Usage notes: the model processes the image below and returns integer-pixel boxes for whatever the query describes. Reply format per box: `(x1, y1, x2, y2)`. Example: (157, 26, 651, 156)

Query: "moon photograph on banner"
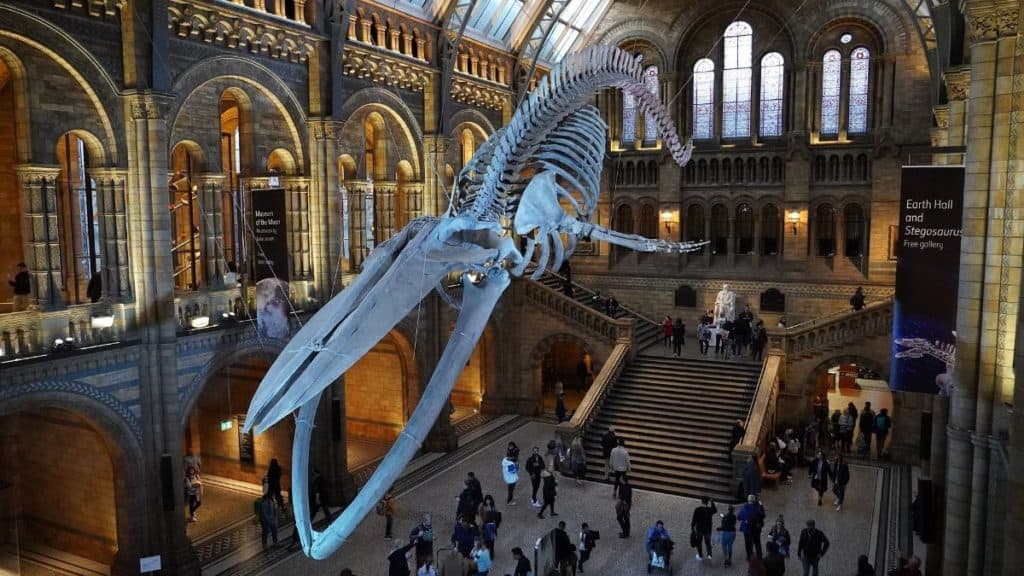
(251, 188, 292, 340)
(890, 166, 964, 395)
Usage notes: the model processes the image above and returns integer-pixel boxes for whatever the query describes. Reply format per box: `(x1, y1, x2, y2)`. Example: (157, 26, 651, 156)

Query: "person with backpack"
(738, 494, 766, 560)
(858, 402, 876, 456)
(502, 451, 519, 505)
(874, 408, 893, 458)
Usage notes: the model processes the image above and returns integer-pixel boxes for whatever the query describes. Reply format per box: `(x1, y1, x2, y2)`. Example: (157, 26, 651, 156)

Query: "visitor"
(698, 321, 711, 356)
(184, 466, 202, 522)
(874, 408, 892, 459)
(738, 494, 766, 560)
(768, 515, 791, 558)
(537, 468, 558, 519)
(451, 515, 477, 558)
(552, 520, 576, 576)
(470, 537, 492, 575)
(662, 315, 673, 348)
(456, 479, 478, 526)
(809, 450, 831, 506)
(87, 272, 101, 302)
(850, 287, 866, 311)
(838, 409, 854, 454)
(752, 320, 767, 361)
(859, 401, 876, 456)
(467, 471, 483, 503)
(183, 450, 201, 473)
(615, 475, 632, 538)
(730, 419, 746, 452)
(310, 468, 331, 523)
(577, 522, 598, 573)
(388, 536, 416, 576)
(256, 492, 278, 550)
(690, 496, 717, 560)
(416, 558, 438, 576)
(672, 317, 685, 357)
(502, 450, 519, 505)
(265, 458, 286, 514)
(526, 446, 546, 507)
(609, 438, 631, 498)
(555, 392, 567, 423)
(479, 495, 500, 558)
(797, 519, 830, 576)
(506, 441, 521, 463)
(832, 454, 850, 511)
(742, 454, 762, 497)
(644, 520, 671, 556)
(717, 504, 737, 567)
(381, 490, 396, 538)
(413, 514, 434, 568)
(856, 554, 875, 576)
(600, 427, 618, 479)
(7, 262, 30, 312)
(569, 436, 587, 486)
(511, 546, 532, 576)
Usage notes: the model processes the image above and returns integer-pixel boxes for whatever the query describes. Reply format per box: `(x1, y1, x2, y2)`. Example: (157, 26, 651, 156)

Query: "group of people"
(699, 305, 769, 361)
(817, 398, 893, 459)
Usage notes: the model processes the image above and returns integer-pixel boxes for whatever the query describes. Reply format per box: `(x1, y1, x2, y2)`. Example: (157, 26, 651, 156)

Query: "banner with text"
(251, 188, 292, 340)
(890, 166, 964, 395)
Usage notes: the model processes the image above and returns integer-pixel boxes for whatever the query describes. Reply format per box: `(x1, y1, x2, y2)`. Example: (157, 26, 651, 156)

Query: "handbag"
(689, 530, 699, 548)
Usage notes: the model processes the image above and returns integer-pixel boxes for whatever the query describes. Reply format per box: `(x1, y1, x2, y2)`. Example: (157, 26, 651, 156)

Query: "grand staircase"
(580, 354, 760, 501)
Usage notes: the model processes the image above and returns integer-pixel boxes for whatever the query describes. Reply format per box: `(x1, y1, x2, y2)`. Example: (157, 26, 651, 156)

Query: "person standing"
(767, 515, 791, 558)
(874, 408, 892, 459)
(616, 475, 632, 538)
(7, 262, 30, 312)
(698, 321, 711, 356)
(413, 514, 435, 568)
(809, 450, 832, 506)
(512, 546, 532, 576)
(858, 402, 876, 456)
(470, 537, 492, 576)
(672, 318, 685, 357)
(856, 554, 875, 576)
(388, 537, 417, 576)
(738, 494, 766, 560)
(183, 450, 201, 474)
(310, 468, 331, 523)
(797, 519, 830, 576)
(537, 468, 558, 519)
(600, 427, 617, 479)
(184, 466, 202, 522)
(609, 438, 631, 498)
(577, 522, 597, 573)
(265, 458, 286, 514)
(751, 320, 768, 361)
(662, 315, 674, 349)
(552, 520, 576, 576)
(832, 454, 850, 511)
(506, 441, 521, 464)
(479, 495, 499, 558)
(730, 420, 746, 452)
(691, 496, 717, 560)
(556, 393, 567, 423)
(383, 490, 397, 538)
(526, 446, 546, 507)
(501, 452, 519, 505)
(742, 454, 762, 498)
(850, 287, 866, 311)
(569, 436, 587, 487)
(838, 409, 854, 454)
(717, 504, 737, 567)
(451, 516, 478, 559)
(256, 493, 278, 550)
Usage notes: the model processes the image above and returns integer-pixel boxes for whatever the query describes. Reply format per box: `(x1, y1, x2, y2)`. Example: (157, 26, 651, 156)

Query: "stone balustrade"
(768, 296, 893, 359)
(731, 353, 782, 487)
(0, 303, 127, 360)
(557, 342, 630, 446)
(516, 278, 633, 344)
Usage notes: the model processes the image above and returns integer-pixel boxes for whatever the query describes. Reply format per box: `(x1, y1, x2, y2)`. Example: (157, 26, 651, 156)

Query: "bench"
(757, 454, 782, 487)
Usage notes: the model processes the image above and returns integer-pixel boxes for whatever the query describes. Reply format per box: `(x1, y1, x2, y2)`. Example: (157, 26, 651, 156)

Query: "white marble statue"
(714, 284, 736, 322)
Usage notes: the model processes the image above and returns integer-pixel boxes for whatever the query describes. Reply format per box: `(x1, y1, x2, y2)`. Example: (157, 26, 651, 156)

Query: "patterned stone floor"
(257, 420, 882, 576)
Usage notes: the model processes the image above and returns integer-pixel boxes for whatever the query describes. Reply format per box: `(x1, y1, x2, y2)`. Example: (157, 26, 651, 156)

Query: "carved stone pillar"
(294, 0, 306, 24)
(91, 169, 131, 300)
(347, 14, 358, 41)
(423, 135, 449, 218)
(16, 165, 64, 309)
(309, 119, 343, 297)
(283, 176, 312, 280)
(197, 173, 225, 289)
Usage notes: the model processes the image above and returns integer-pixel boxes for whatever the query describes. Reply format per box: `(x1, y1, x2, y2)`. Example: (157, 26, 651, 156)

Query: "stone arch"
(56, 128, 107, 168)
(671, 1, 799, 76)
(179, 337, 285, 423)
(168, 56, 307, 171)
(595, 19, 674, 66)
(267, 147, 297, 175)
(220, 86, 255, 174)
(0, 45, 31, 164)
(528, 332, 596, 404)
(339, 103, 422, 181)
(805, 353, 889, 393)
(805, 12, 905, 61)
(170, 140, 206, 175)
(0, 382, 146, 572)
(447, 108, 497, 136)
(337, 88, 424, 177)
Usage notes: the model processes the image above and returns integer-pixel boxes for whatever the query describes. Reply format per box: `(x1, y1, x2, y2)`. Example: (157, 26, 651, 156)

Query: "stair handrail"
(556, 342, 631, 442)
(731, 354, 782, 494)
(518, 278, 633, 344)
(768, 297, 894, 358)
(783, 296, 893, 333)
(542, 269, 661, 328)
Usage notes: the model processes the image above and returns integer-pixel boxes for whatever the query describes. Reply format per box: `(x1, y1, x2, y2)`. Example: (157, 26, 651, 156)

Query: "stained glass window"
(643, 66, 660, 144)
(759, 52, 785, 137)
(693, 59, 715, 140)
(821, 50, 841, 135)
(722, 21, 752, 139)
(622, 89, 636, 144)
(848, 47, 870, 133)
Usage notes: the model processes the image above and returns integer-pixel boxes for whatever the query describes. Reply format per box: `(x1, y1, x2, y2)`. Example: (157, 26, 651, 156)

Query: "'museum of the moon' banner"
(251, 188, 292, 340)
(890, 166, 964, 395)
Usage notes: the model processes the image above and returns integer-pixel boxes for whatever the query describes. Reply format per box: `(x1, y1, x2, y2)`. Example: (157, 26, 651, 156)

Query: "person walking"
(797, 519, 830, 576)
(265, 458, 286, 514)
(739, 494, 766, 560)
(501, 451, 519, 505)
(858, 402, 876, 456)
(451, 516, 478, 559)
(537, 468, 558, 519)
(479, 495, 500, 559)
(511, 547, 532, 576)
(717, 504, 737, 567)
(730, 419, 746, 452)
(552, 520, 576, 576)
(569, 436, 587, 487)
(256, 492, 278, 550)
(809, 450, 832, 506)
(662, 315, 673, 349)
(850, 287, 866, 311)
(7, 262, 30, 312)
(184, 466, 203, 522)
(752, 320, 768, 361)
(526, 446, 546, 507)
(600, 427, 617, 479)
(690, 496, 717, 560)
(615, 475, 632, 538)
(874, 408, 892, 459)
(832, 454, 850, 511)
(764, 542, 786, 576)
(768, 515, 791, 558)
(388, 537, 417, 576)
(838, 409, 854, 454)
(577, 522, 598, 573)
(672, 318, 685, 357)
(609, 438, 631, 498)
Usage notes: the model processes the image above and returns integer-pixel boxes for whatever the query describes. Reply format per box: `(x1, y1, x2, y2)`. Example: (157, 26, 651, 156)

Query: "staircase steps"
(582, 355, 761, 502)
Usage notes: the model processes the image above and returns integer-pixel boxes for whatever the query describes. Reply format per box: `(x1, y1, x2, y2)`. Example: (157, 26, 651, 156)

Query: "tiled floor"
(259, 420, 882, 576)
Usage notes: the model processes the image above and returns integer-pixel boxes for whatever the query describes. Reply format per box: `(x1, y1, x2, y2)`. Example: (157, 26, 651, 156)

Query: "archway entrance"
(812, 356, 894, 457)
(0, 407, 119, 574)
(182, 356, 294, 542)
(535, 336, 594, 419)
(0, 56, 24, 313)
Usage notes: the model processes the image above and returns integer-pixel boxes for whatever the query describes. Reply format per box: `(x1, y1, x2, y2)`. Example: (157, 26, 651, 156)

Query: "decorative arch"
(447, 108, 497, 137)
(58, 128, 107, 168)
(220, 86, 255, 174)
(337, 88, 424, 177)
(0, 46, 30, 163)
(528, 332, 596, 370)
(806, 353, 889, 392)
(170, 140, 206, 174)
(267, 147, 297, 175)
(179, 337, 286, 423)
(594, 18, 673, 65)
(338, 154, 358, 181)
(805, 14, 901, 61)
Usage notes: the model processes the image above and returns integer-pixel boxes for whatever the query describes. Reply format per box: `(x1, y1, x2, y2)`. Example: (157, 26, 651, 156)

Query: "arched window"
(686, 204, 705, 246)
(642, 66, 660, 144)
(711, 203, 729, 255)
(762, 204, 780, 255)
(622, 89, 636, 145)
(759, 52, 785, 137)
(219, 92, 244, 268)
(460, 128, 475, 168)
(638, 204, 657, 238)
(722, 21, 752, 138)
(364, 113, 387, 180)
(815, 204, 836, 257)
(56, 133, 101, 304)
(736, 203, 754, 254)
(170, 143, 203, 291)
(820, 50, 842, 135)
(693, 58, 715, 140)
(848, 47, 871, 133)
(615, 204, 634, 234)
(844, 204, 865, 258)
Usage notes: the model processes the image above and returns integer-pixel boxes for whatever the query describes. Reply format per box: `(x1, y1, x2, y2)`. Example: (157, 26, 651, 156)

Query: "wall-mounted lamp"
(660, 209, 680, 235)
(787, 210, 801, 236)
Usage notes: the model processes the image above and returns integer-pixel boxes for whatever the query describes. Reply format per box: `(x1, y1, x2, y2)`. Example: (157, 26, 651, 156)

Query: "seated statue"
(714, 284, 736, 322)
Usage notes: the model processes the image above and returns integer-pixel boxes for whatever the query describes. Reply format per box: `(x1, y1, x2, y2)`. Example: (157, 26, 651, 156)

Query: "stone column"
(1006, 260, 1024, 571)
(91, 169, 131, 300)
(309, 119, 343, 298)
(16, 166, 64, 309)
(283, 176, 312, 281)
(198, 173, 225, 289)
(422, 135, 449, 217)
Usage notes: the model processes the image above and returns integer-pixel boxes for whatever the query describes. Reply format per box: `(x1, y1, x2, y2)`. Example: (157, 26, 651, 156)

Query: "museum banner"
(890, 166, 964, 395)
(251, 188, 292, 339)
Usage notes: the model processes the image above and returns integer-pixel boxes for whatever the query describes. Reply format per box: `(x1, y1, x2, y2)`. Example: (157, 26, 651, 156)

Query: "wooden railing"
(556, 342, 631, 446)
(516, 278, 633, 344)
(767, 297, 893, 359)
(731, 353, 782, 490)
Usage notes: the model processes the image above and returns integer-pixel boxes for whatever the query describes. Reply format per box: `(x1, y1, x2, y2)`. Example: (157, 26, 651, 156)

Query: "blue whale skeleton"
(244, 45, 708, 560)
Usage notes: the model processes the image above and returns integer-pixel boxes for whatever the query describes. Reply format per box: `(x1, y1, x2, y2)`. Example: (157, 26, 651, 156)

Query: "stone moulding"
(168, 0, 319, 63)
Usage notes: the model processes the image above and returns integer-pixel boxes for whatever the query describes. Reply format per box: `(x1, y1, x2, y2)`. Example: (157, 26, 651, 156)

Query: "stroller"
(647, 535, 674, 574)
